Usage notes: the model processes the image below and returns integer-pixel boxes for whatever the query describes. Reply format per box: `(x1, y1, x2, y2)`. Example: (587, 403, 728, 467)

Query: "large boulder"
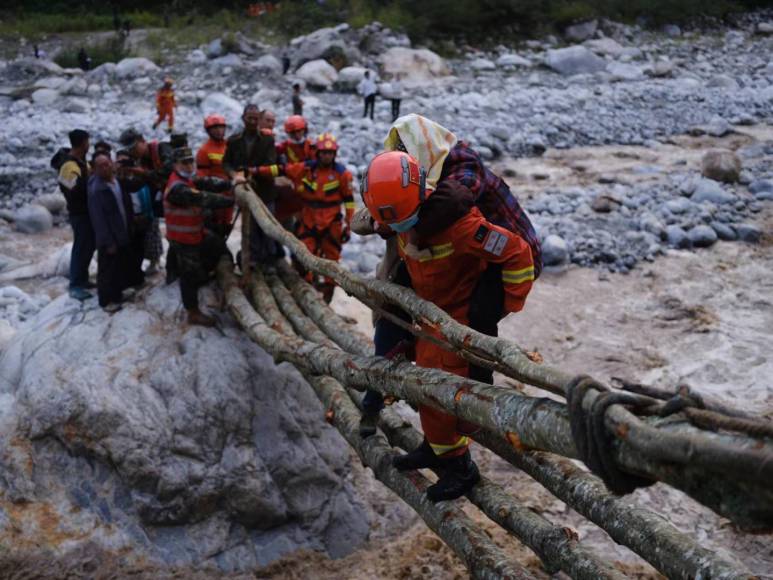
(289, 25, 360, 69)
(200, 92, 244, 126)
(379, 47, 450, 86)
(0, 284, 369, 570)
(31, 88, 60, 106)
(254, 54, 283, 75)
(3, 58, 64, 82)
(564, 20, 598, 42)
(36, 192, 67, 215)
(13, 204, 53, 234)
(701, 149, 741, 183)
(470, 58, 496, 71)
(606, 61, 644, 81)
(545, 46, 606, 75)
(335, 66, 371, 92)
(584, 38, 626, 58)
(496, 54, 532, 69)
(115, 57, 160, 79)
(690, 178, 736, 204)
(296, 59, 339, 90)
(542, 235, 570, 266)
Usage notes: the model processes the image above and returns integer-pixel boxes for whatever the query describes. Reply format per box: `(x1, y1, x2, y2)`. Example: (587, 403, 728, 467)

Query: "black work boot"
(392, 439, 442, 471)
(426, 450, 480, 502)
(359, 411, 379, 439)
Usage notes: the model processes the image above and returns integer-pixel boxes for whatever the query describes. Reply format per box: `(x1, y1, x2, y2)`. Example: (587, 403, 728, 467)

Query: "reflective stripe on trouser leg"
(419, 404, 470, 457)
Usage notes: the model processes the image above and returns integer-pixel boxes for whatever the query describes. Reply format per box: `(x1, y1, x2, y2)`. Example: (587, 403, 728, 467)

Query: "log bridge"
(215, 184, 772, 579)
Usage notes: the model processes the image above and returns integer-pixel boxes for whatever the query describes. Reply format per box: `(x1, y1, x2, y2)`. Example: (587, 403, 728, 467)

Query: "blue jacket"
(87, 174, 132, 249)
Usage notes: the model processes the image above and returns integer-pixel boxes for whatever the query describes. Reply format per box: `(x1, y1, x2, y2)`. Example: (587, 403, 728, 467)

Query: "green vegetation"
(2, 0, 769, 47)
(53, 34, 129, 69)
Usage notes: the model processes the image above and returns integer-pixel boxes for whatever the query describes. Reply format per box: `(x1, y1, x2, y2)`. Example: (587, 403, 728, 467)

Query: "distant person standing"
(292, 83, 304, 116)
(88, 153, 134, 313)
(389, 74, 403, 122)
(77, 47, 91, 71)
(153, 78, 177, 132)
(57, 129, 95, 301)
(33, 44, 39, 59)
(358, 70, 377, 120)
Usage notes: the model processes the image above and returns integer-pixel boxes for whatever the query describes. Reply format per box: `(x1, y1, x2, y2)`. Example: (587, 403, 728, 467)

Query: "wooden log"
(233, 188, 773, 530)
(257, 266, 622, 579)
(271, 264, 759, 579)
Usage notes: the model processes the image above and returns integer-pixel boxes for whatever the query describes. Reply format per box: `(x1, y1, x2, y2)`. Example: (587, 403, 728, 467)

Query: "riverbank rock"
(379, 47, 449, 86)
(13, 204, 53, 234)
(701, 149, 742, 183)
(0, 284, 369, 571)
(115, 57, 160, 79)
(545, 46, 606, 75)
(296, 59, 339, 90)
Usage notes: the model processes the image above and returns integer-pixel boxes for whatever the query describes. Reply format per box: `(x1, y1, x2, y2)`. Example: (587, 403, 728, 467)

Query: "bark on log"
(234, 189, 773, 530)
(254, 266, 620, 579)
(474, 430, 756, 580)
(271, 265, 759, 579)
(221, 263, 535, 579)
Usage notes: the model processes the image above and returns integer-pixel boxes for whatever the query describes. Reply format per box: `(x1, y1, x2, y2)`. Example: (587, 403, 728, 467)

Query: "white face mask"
(291, 135, 306, 145)
(178, 170, 194, 179)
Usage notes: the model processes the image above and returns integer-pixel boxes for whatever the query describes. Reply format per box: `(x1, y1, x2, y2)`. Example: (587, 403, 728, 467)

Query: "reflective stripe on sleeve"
(502, 266, 535, 284)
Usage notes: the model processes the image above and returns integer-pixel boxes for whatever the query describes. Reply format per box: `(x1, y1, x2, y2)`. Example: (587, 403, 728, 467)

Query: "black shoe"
(392, 439, 442, 471)
(426, 450, 480, 503)
(359, 411, 379, 439)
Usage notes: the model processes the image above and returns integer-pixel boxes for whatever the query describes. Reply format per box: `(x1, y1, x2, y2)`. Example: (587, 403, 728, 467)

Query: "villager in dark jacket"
(57, 129, 96, 301)
(88, 153, 137, 312)
(223, 103, 283, 265)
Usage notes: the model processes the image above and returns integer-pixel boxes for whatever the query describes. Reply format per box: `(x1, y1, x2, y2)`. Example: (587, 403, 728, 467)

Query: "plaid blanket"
(440, 141, 542, 277)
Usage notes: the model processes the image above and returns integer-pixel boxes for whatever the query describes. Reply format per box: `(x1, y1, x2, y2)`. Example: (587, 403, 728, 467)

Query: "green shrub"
(54, 34, 129, 69)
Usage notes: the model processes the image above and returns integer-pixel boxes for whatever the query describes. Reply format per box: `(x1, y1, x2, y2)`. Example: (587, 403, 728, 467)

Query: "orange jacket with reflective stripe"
(276, 139, 315, 164)
(156, 88, 175, 110)
(164, 171, 204, 245)
(195, 139, 228, 179)
(285, 160, 354, 230)
(398, 207, 534, 323)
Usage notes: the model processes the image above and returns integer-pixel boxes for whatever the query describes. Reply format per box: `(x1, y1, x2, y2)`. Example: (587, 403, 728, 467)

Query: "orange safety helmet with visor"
(362, 151, 428, 233)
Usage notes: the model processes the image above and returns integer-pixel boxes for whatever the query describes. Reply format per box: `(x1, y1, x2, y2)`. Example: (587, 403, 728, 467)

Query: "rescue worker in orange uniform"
(361, 150, 535, 502)
(195, 114, 233, 239)
(153, 77, 176, 131)
(274, 115, 314, 224)
(285, 133, 354, 303)
(164, 147, 234, 326)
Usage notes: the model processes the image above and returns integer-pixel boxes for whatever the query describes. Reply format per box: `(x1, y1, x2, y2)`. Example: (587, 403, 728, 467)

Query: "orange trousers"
(415, 339, 474, 458)
(296, 219, 343, 286)
(154, 105, 174, 130)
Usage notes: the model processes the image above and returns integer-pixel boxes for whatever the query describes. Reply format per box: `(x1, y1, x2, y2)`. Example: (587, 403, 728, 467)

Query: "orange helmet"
(362, 151, 428, 232)
(316, 132, 338, 152)
(284, 115, 307, 134)
(204, 114, 226, 129)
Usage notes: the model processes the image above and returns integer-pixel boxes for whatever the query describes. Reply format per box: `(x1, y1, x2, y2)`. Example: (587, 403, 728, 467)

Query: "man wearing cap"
(222, 104, 283, 265)
(164, 147, 234, 327)
(119, 128, 174, 276)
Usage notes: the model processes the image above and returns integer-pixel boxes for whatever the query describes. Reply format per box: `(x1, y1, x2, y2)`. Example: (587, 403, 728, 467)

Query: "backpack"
(50, 147, 71, 172)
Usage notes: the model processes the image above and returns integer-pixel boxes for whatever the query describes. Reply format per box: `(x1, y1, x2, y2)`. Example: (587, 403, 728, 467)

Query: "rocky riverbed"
(0, 12, 772, 578)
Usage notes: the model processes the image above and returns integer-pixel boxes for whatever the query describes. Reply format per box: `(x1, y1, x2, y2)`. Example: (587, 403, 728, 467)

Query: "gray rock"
(0, 285, 369, 569)
(591, 194, 622, 213)
(289, 26, 359, 69)
(545, 46, 606, 76)
(254, 54, 283, 75)
(585, 38, 626, 58)
(13, 204, 53, 234)
(379, 47, 449, 86)
(607, 61, 644, 81)
(296, 59, 338, 89)
(200, 92, 243, 126)
(496, 54, 532, 68)
(187, 49, 207, 64)
(336, 66, 370, 92)
(565, 20, 598, 42)
(36, 193, 67, 214)
(31, 88, 60, 106)
(648, 60, 675, 78)
(706, 74, 739, 90)
(665, 197, 693, 214)
(662, 24, 682, 37)
(206, 38, 224, 58)
(542, 234, 569, 266)
(756, 22, 773, 35)
(701, 149, 741, 183)
(710, 222, 737, 241)
(736, 224, 761, 243)
(690, 179, 736, 204)
(755, 190, 773, 201)
(666, 225, 691, 248)
(209, 53, 244, 69)
(470, 58, 496, 71)
(688, 225, 718, 247)
(62, 97, 89, 114)
(114, 57, 160, 79)
(749, 179, 773, 194)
